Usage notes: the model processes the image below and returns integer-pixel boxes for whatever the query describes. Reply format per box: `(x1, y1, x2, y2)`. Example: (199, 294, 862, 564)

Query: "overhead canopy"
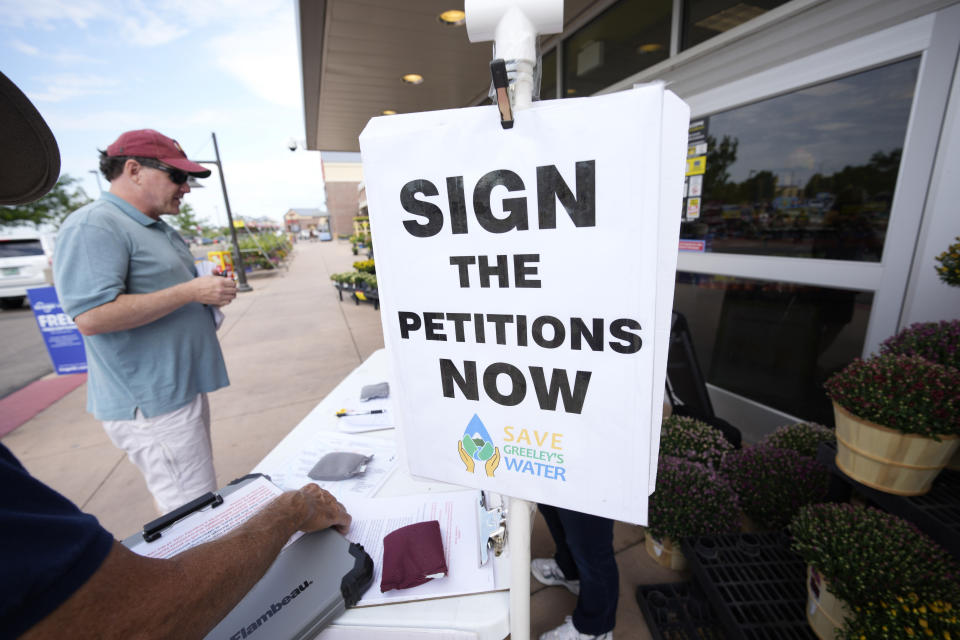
(296, 0, 595, 152)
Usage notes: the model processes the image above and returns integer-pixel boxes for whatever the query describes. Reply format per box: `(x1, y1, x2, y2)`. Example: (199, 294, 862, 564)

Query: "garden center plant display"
(720, 445, 829, 531)
(880, 319, 960, 372)
(824, 353, 960, 495)
(657, 415, 734, 469)
(935, 236, 960, 287)
(760, 422, 835, 459)
(790, 503, 960, 639)
(646, 455, 740, 570)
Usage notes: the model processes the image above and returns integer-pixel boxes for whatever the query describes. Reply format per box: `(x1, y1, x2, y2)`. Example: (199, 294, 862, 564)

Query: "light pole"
(195, 132, 252, 292)
(88, 169, 103, 193)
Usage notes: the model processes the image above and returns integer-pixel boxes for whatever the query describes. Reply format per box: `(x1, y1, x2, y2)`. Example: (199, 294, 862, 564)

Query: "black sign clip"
(490, 59, 514, 130)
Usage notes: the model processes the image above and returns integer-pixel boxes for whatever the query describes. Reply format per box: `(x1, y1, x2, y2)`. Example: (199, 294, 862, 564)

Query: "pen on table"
(336, 408, 386, 418)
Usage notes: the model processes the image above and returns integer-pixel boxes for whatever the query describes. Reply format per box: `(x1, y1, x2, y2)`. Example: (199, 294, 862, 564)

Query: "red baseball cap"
(106, 129, 211, 177)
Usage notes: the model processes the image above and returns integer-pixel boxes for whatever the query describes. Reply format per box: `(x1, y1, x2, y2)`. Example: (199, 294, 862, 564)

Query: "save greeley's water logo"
(457, 414, 500, 477)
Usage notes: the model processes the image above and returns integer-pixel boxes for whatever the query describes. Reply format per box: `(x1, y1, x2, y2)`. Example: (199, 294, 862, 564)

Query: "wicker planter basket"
(833, 402, 960, 496)
(806, 565, 850, 640)
(645, 535, 687, 571)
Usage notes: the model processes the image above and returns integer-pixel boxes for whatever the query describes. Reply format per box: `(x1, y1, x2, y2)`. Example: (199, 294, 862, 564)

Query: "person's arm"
(73, 275, 237, 336)
(22, 484, 350, 640)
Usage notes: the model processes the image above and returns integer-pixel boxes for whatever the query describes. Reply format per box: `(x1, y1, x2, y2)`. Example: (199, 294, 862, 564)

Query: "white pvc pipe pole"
(507, 497, 533, 640)
(464, 3, 564, 638)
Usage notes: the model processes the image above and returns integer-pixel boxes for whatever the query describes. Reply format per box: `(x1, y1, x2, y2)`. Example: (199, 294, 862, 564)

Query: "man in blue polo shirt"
(54, 129, 238, 513)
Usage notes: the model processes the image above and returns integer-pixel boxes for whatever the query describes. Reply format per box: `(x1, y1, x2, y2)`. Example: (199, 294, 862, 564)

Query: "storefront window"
(540, 48, 557, 100)
(674, 272, 873, 425)
(679, 57, 920, 262)
(563, 0, 671, 98)
(682, 0, 791, 51)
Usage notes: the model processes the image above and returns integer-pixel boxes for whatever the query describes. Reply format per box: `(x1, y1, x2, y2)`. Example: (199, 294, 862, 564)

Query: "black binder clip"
(141, 491, 224, 542)
(490, 59, 514, 129)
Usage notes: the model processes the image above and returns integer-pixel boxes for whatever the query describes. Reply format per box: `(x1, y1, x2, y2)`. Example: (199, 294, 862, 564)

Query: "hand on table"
(296, 484, 351, 534)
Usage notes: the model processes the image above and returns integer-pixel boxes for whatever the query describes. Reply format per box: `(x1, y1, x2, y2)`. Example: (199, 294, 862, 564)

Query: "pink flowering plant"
(824, 354, 960, 438)
(880, 320, 960, 371)
(790, 503, 960, 609)
(760, 422, 835, 458)
(720, 445, 829, 531)
(648, 456, 740, 543)
(658, 415, 734, 469)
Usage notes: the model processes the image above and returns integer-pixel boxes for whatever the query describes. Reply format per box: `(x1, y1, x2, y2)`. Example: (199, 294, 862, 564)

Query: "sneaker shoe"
(531, 558, 580, 595)
(539, 615, 613, 640)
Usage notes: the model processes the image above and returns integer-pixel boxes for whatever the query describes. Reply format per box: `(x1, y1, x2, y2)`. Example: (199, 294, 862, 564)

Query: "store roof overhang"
(296, 0, 596, 153)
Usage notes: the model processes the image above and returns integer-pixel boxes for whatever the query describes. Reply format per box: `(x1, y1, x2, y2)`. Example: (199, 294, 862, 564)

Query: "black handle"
(141, 491, 224, 542)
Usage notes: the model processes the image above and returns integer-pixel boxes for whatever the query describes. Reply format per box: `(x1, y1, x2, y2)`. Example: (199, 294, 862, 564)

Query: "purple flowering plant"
(658, 415, 734, 469)
(824, 354, 960, 438)
(648, 455, 740, 543)
(720, 445, 829, 531)
(790, 503, 960, 609)
(760, 422, 835, 458)
(880, 319, 960, 372)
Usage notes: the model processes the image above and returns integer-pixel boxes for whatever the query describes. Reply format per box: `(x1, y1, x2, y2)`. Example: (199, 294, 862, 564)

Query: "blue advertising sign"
(26, 286, 87, 375)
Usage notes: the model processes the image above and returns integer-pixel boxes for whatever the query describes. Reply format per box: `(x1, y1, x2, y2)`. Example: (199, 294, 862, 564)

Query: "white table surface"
(253, 349, 512, 640)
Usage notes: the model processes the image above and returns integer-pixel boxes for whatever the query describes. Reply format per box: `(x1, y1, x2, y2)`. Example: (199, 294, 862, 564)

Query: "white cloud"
(0, 0, 105, 29)
(27, 73, 120, 103)
(10, 39, 39, 55)
(208, 10, 301, 108)
(116, 2, 187, 46)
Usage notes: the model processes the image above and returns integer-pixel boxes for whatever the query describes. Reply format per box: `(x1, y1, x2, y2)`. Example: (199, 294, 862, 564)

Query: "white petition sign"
(359, 84, 689, 524)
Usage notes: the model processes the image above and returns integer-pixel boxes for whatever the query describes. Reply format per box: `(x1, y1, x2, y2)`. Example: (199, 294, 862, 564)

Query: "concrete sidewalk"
(1, 238, 679, 638)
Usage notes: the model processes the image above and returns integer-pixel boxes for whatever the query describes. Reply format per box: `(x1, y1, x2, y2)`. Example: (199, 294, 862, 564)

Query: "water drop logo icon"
(457, 413, 500, 477)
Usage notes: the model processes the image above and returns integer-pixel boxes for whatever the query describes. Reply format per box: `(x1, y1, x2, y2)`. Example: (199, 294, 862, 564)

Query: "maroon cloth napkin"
(380, 520, 448, 592)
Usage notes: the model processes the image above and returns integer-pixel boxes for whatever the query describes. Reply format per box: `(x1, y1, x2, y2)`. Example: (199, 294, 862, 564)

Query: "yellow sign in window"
(686, 156, 707, 176)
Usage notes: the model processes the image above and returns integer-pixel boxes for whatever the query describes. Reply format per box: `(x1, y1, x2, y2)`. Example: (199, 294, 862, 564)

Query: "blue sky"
(1, 0, 326, 225)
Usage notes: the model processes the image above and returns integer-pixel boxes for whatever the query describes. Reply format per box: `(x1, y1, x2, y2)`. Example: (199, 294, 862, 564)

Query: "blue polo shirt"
(54, 193, 229, 420)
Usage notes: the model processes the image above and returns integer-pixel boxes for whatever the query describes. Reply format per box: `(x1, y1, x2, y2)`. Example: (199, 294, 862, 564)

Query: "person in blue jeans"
(532, 504, 617, 640)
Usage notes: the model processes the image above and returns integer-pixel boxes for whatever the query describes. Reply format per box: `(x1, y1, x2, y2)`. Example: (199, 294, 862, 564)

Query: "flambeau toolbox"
(122, 476, 373, 640)
(204, 528, 373, 640)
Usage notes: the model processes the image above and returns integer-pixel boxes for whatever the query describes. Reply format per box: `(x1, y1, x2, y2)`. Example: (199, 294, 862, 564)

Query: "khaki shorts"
(103, 393, 216, 514)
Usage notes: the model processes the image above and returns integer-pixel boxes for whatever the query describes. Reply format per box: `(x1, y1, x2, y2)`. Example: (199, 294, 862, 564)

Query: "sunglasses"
(137, 159, 190, 185)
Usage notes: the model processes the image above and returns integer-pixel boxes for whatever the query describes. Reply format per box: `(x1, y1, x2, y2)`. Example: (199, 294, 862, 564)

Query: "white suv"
(0, 233, 56, 309)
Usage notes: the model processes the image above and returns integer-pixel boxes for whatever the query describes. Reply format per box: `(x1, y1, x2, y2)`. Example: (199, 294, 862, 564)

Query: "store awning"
(296, 0, 596, 153)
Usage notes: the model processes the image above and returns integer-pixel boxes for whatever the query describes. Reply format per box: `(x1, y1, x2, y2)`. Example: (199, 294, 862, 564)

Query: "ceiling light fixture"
(402, 73, 424, 85)
(437, 10, 466, 26)
(637, 43, 664, 54)
(382, 109, 397, 115)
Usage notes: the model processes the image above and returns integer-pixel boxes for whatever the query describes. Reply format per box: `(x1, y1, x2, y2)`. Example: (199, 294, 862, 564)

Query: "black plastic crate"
(681, 533, 816, 640)
(636, 582, 728, 640)
(817, 442, 960, 561)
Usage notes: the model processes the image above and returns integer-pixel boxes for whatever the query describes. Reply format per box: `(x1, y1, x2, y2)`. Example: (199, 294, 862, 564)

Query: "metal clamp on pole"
(490, 59, 514, 129)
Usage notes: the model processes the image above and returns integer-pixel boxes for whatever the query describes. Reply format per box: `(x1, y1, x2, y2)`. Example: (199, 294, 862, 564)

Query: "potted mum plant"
(720, 445, 829, 531)
(841, 594, 960, 640)
(646, 456, 740, 571)
(790, 503, 960, 640)
(880, 319, 960, 371)
(760, 422, 835, 458)
(658, 415, 734, 469)
(824, 353, 960, 495)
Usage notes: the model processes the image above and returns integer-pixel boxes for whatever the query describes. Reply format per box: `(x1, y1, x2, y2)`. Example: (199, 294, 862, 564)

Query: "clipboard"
(122, 475, 374, 640)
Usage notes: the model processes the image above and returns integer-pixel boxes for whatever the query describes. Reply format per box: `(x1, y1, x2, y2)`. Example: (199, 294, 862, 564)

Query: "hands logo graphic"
(458, 414, 500, 477)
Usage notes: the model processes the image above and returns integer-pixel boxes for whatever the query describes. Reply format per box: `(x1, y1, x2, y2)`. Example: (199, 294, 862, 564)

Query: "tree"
(169, 203, 204, 236)
(0, 175, 92, 229)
